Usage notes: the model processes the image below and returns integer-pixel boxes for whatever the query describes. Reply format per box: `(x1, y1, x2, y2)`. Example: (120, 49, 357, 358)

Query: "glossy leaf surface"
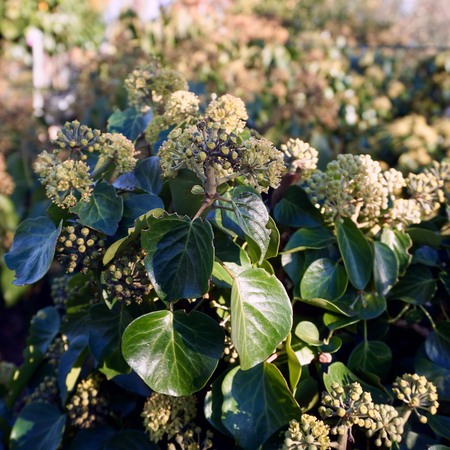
(348, 340, 392, 381)
(380, 227, 412, 275)
(425, 321, 450, 369)
(373, 241, 398, 297)
(107, 107, 149, 142)
(283, 226, 335, 253)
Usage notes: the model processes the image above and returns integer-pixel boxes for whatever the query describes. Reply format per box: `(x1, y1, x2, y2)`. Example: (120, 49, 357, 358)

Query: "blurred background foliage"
(1, 0, 450, 354)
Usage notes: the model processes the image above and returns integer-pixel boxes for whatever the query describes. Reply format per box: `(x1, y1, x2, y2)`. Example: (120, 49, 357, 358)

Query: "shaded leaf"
(104, 430, 158, 450)
(427, 415, 450, 440)
(283, 226, 335, 253)
(407, 227, 441, 249)
(425, 321, 450, 369)
(121, 195, 164, 230)
(373, 241, 398, 297)
(69, 425, 116, 450)
(169, 169, 204, 217)
(348, 340, 392, 381)
(107, 107, 149, 142)
(380, 228, 412, 275)
(286, 333, 302, 394)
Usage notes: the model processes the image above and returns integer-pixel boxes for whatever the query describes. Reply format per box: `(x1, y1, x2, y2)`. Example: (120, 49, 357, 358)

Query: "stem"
(401, 407, 412, 424)
(388, 304, 410, 323)
(211, 205, 234, 213)
(216, 171, 247, 185)
(363, 320, 367, 341)
(91, 158, 113, 180)
(215, 256, 236, 279)
(419, 305, 437, 331)
(215, 195, 234, 204)
(337, 426, 348, 450)
(365, 224, 381, 238)
(441, 304, 450, 321)
(191, 296, 207, 312)
(192, 197, 213, 220)
(204, 160, 217, 197)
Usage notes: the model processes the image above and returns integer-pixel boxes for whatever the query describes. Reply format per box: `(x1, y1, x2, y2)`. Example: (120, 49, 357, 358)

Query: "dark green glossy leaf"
(336, 218, 373, 290)
(415, 345, 450, 401)
(380, 228, 412, 275)
(71, 181, 123, 236)
(281, 248, 329, 286)
(230, 190, 270, 264)
(231, 268, 292, 370)
(425, 321, 450, 369)
(373, 241, 398, 297)
(348, 340, 392, 381)
(28, 306, 60, 354)
(286, 333, 302, 394)
(412, 246, 439, 266)
(427, 415, 450, 440)
(265, 216, 280, 259)
(428, 446, 450, 450)
(169, 168, 204, 217)
(323, 312, 360, 331)
(122, 310, 224, 396)
(294, 321, 322, 346)
(141, 213, 214, 303)
(274, 185, 323, 228)
(47, 202, 75, 226)
(323, 362, 389, 404)
(121, 195, 164, 230)
(295, 377, 319, 413)
(107, 107, 149, 142)
(112, 370, 153, 397)
(88, 304, 131, 379)
(221, 363, 302, 450)
(69, 425, 116, 450)
(104, 430, 158, 450)
(10, 402, 66, 450)
(320, 336, 342, 353)
(5, 217, 62, 286)
(390, 265, 437, 305)
(114, 157, 164, 195)
(300, 258, 347, 301)
(283, 226, 335, 253)
(407, 227, 441, 249)
(296, 290, 359, 317)
(353, 294, 386, 320)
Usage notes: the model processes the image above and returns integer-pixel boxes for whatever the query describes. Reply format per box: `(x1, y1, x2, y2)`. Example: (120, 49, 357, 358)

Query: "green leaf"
(320, 336, 342, 354)
(10, 402, 66, 450)
(104, 430, 158, 450)
(231, 268, 292, 370)
(5, 217, 62, 286)
(294, 322, 322, 346)
(58, 335, 89, 403)
(348, 341, 392, 381)
(425, 321, 450, 369)
(390, 265, 437, 305)
(221, 363, 302, 450)
(69, 425, 116, 450)
(323, 312, 360, 332)
(281, 248, 329, 286)
(336, 218, 373, 290)
(428, 446, 450, 450)
(373, 241, 398, 297)
(168, 169, 204, 217)
(28, 306, 61, 354)
(323, 362, 389, 404)
(286, 333, 302, 394)
(427, 415, 450, 440)
(274, 185, 323, 228)
(300, 258, 347, 301)
(113, 157, 164, 195)
(295, 377, 320, 413)
(122, 310, 224, 396)
(71, 181, 123, 236)
(283, 226, 335, 253)
(107, 107, 148, 142)
(380, 227, 412, 275)
(141, 213, 214, 303)
(353, 294, 386, 320)
(47, 202, 75, 226)
(230, 190, 270, 264)
(265, 216, 280, 260)
(0, 261, 28, 307)
(407, 227, 441, 249)
(121, 195, 164, 230)
(415, 345, 450, 401)
(296, 291, 359, 317)
(88, 304, 131, 379)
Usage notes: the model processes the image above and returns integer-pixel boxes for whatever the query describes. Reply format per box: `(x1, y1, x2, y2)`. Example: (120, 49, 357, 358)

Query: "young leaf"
(231, 268, 292, 370)
(113, 157, 164, 195)
(283, 226, 335, 253)
(107, 107, 150, 142)
(273, 185, 323, 228)
(10, 402, 66, 450)
(300, 258, 347, 301)
(336, 218, 373, 290)
(380, 227, 412, 275)
(373, 241, 398, 297)
(295, 321, 323, 346)
(5, 217, 62, 286)
(71, 181, 123, 236)
(230, 190, 270, 264)
(348, 340, 392, 381)
(141, 213, 214, 303)
(221, 363, 302, 450)
(122, 310, 224, 396)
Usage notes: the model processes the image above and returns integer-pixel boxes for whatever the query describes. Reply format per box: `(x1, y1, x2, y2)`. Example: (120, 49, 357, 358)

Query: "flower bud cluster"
(168, 427, 215, 450)
(35, 153, 94, 208)
(51, 120, 101, 155)
(51, 275, 72, 312)
(141, 393, 198, 442)
(281, 416, 331, 450)
(222, 335, 239, 364)
(103, 247, 151, 305)
(305, 154, 389, 224)
(319, 382, 378, 436)
(388, 198, 422, 229)
(46, 336, 68, 370)
(98, 133, 137, 174)
(205, 94, 248, 133)
(281, 138, 319, 176)
(125, 58, 188, 113)
(392, 373, 439, 422)
(56, 225, 106, 274)
(67, 374, 109, 429)
(366, 404, 404, 447)
(24, 375, 59, 406)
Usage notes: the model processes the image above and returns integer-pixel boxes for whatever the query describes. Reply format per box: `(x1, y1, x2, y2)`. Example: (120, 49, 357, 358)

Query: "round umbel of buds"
(205, 94, 248, 133)
(366, 404, 405, 447)
(46, 336, 69, 370)
(141, 393, 198, 442)
(103, 247, 151, 305)
(56, 225, 106, 274)
(281, 138, 319, 176)
(67, 374, 109, 429)
(24, 375, 59, 406)
(392, 373, 439, 423)
(51, 275, 72, 312)
(222, 335, 239, 364)
(98, 133, 137, 174)
(319, 382, 379, 437)
(51, 120, 101, 156)
(281, 416, 331, 450)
